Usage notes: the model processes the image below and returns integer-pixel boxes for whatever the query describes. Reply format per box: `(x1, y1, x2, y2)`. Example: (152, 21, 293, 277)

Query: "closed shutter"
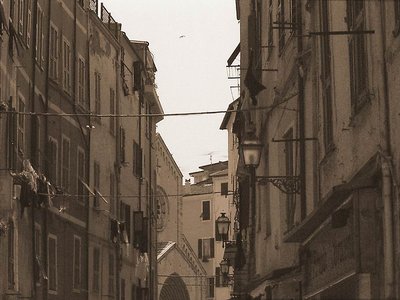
(133, 61, 142, 91)
(198, 239, 202, 258)
(210, 238, 215, 258)
(215, 267, 220, 287)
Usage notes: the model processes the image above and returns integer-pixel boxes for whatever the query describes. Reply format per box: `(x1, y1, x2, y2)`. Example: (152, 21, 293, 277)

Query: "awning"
(284, 155, 378, 243)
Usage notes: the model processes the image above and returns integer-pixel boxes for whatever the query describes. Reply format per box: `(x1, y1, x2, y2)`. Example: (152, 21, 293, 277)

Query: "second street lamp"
(216, 212, 230, 247)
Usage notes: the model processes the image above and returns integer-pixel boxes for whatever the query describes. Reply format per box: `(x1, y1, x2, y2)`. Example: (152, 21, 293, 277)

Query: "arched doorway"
(159, 273, 190, 300)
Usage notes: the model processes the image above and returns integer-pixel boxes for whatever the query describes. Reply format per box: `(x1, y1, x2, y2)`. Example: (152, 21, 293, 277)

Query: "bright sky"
(101, 0, 239, 179)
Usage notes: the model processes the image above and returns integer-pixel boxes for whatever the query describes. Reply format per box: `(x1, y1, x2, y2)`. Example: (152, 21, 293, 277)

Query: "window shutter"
(210, 238, 215, 258)
(125, 204, 131, 243)
(216, 267, 220, 287)
(133, 61, 142, 91)
(120, 127, 125, 163)
(198, 239, 202, 258)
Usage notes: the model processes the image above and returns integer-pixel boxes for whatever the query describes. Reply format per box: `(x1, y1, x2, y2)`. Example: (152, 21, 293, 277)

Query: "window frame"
(347, 0, 369, 114)
(48, 234, 58, 294)
(394, 0, 400, 36)
(7, 221, 15, 290)
(77, 56, 86, 107)
(61, 135, 71, 192)
(94, 71, 101, 116)
(320, 0, 334, 151)
(17, 95, 25, 157)
(62, 37, 72, 92)
(77, 147, 85, 202)
(201, 200, 211, 221)
(49, 23, 59, 80)
(73, 235, 82, 291)
(108, 253, 115, 296)
(48, 137, 58, 185)
(92, 246, 100, 293)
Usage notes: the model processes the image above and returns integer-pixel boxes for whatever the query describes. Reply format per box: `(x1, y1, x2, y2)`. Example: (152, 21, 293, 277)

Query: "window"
(93, 161, 100, 208)
(198, 238, 214, 260)
(73, 236, 81, 290)
(108, 253, 115, 296)
(208, 277, 215, 298)
(63, 38, 72, 92)
(284, 128, 295, 230)
(320, 0, 333, 150)
(277, 0, 285, 53)
(94, 71, 101, 116)
(35, 5, 44, 65)
(34, 224, 42, 284)
(132, 141, 142, 177)
(267, 0, 273, 59)
(77, 148, 85, 202)
(110, 173, 115, 216)
(18, 0, 24, 35)
(48, 235, 57, 292)
(121, 202, 131, 243)
(109, 88, 115, 134)
(92, 247, 100, 292)
(26, 0, 32, 46)
(202, 200, 210, 220)
(120, 127, 126, 163)
(347, 0, 368, 113)
(61, 137, 70, 191)
(394, 0, 400, 35)
(17, 97, 25, 156)
(48, 138, 58, 185)
(220, 182, 228, 196)
(8, 221, 15, 290)
(121, 279, 126, 300)
(78, 57, 86, 106)
(49, 24, 59, 80)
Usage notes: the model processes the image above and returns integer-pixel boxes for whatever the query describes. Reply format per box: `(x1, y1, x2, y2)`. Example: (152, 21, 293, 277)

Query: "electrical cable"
(0, 94, 298, 118)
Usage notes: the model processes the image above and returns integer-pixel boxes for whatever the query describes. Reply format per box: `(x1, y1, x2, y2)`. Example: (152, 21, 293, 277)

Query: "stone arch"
(159, 273, 190, 300)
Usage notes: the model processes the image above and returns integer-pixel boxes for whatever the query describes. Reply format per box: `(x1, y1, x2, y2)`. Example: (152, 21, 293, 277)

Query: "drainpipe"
(297, 0, 306, 220)
(30, 0, 39, 297)
(378, 0, 395, 298)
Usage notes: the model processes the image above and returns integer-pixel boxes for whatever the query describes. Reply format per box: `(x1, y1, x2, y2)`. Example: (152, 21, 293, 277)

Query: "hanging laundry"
(0, 219, 8, 236)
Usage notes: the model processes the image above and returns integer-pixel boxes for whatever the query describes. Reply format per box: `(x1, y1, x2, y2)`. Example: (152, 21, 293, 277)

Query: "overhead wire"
(0, 94, 298, 119)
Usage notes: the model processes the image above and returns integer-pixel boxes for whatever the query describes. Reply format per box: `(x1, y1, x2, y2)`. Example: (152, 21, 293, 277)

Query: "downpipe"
(382, 159, 394, 299)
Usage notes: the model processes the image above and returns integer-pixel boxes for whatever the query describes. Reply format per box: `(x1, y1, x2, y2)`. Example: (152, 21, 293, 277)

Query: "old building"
(155, 133, 206, 300)
(182, 161, 236, 300)
(230, 0, 400, 299)
(0, 1, 164, 300)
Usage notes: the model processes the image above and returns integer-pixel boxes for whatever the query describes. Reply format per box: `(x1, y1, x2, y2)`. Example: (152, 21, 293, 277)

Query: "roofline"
(156, 133, 183, 178)
(220, 98, 240, 130)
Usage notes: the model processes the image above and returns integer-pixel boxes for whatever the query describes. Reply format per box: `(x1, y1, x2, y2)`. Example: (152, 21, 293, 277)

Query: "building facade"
(156, 133, 206, 300)
(230, 0, 400, 299)
(0, 1, 164, 300)
(182, 161, 236, 300)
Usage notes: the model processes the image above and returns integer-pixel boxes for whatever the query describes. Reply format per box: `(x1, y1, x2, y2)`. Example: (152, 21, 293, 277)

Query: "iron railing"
(100, 3, 119, 38)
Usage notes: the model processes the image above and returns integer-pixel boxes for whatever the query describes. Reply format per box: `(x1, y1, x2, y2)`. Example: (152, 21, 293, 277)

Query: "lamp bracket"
(256, 176, 301, 194)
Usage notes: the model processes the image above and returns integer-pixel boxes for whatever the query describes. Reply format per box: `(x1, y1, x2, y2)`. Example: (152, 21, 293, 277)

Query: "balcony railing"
(100, 3, 120, 38)
(89, 0, 98, 14)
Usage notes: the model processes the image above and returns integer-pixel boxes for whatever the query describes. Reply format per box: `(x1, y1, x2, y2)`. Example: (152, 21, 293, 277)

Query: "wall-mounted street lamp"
(216, 212, 230, 247)
(220, 258, 230, 276)
(241, 136, 301, 194)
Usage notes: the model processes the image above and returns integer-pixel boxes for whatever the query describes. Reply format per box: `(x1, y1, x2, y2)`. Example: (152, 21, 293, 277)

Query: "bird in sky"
(179, 35, 186, 39)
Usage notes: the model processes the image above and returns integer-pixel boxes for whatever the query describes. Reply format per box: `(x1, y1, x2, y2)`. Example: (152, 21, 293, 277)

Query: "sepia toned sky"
(101, 0, 239, 179)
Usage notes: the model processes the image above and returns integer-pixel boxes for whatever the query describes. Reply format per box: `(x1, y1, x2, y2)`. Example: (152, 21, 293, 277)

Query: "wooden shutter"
(210, 238, 215, 258)
(133, 61, 142, 91)
(198, 239, 202, 258)
(216, 267, 221, 287)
